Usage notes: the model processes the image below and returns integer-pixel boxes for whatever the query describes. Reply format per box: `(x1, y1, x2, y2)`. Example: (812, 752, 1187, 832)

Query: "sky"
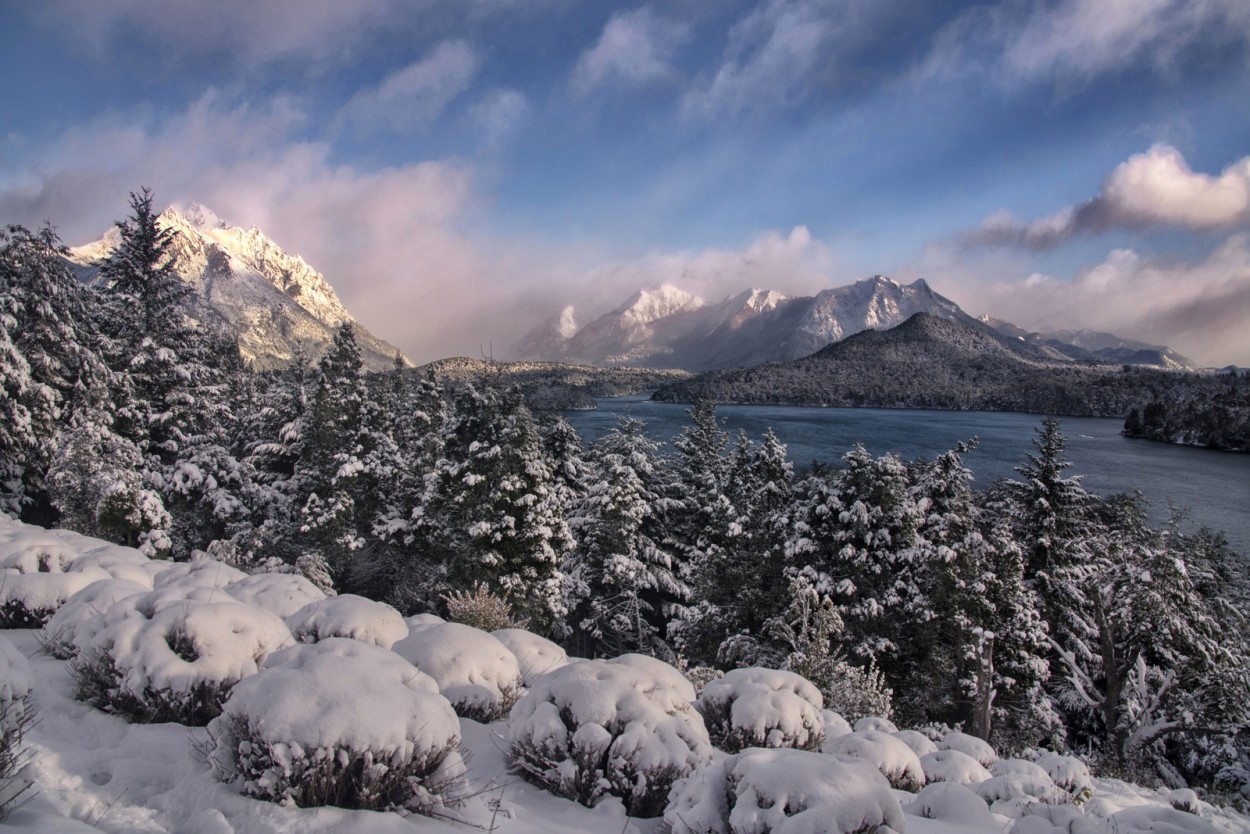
(0, 0, 1248, 367)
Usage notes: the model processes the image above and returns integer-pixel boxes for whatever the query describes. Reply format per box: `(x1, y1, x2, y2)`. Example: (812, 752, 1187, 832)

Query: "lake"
(565, 396, 1250, 555)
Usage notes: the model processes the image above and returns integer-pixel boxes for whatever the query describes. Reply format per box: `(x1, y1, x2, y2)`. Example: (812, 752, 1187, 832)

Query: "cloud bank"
(967, 146, 1250, 250)
(570, 7, 688, 98)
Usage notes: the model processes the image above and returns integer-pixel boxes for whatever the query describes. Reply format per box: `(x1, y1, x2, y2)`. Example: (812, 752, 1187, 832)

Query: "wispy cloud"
(466, 88, 530, 150)
(922, 0, 1250, 84)
(338, 41, 479, 135)
(965, 146, 1250, 250)
(569, 7, 688, 98)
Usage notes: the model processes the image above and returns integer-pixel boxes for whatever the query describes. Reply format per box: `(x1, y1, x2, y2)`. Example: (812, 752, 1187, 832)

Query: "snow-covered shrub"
(40, 578, 148, 658)
(1036, 754, 1094, 805)
(392, 622, 522, 722)
(0, 635, 35, 818)
(824, 729, 925, 791)
(683, 665, 724, 695)
(854, 715, 898, 733)
(442, 583, 528, 631)
(1, 567, 109, 627)
(1006, 802, 1092, 833)
(608, 653, 696, 704)
(976, 769, 1069, 806)
(822, 709, 853, 741)
(506, 659, 713, 817)
(285, 594, 408, 649)
(491, 627, 568, 686)
(940, 730, 998, 768)
(209, 639, 464, 815)
(920, 748, 993, 785)
(907, 781, 997, 830)
(224, 573, 325, 619)
(151, 558, 247, 591)
(893, 728, 939, 757)
(662, 747, 906, 834)
(1168, 788, 1200, 814)
(73, 598, 291, 725)
(407, 612, 445, 629)
(1099, 806, 1222, 833)
(695, 668, 825, 753)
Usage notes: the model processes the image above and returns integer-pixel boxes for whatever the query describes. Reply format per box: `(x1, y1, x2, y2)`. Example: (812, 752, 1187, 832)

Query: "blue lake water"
(565, 396, 1250, 555)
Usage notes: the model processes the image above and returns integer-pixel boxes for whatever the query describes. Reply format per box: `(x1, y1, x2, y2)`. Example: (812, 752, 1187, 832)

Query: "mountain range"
(515, 276, 1194, 372)
(67, 204, 407, 372)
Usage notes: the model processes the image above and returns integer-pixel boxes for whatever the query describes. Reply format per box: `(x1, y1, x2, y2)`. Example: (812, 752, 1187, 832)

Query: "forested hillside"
(3, 194, 1250, 794)
(653, 313, 1231, 417)
(1124, 382, 1250, 452)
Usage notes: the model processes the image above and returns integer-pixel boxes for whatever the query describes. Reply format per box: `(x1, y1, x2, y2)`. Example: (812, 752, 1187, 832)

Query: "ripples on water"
(565, 396, 1250, 555)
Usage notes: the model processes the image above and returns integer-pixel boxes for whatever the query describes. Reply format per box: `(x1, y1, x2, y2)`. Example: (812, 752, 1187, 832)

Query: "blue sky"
(1, 0, 1248, 366)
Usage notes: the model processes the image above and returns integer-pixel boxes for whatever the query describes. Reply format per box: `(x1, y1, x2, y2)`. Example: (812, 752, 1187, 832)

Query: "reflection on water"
(565, 396, 1250, 555)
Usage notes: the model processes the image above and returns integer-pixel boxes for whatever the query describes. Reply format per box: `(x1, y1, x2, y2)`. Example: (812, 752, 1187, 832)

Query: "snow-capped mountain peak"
(615, 284, 706, 323)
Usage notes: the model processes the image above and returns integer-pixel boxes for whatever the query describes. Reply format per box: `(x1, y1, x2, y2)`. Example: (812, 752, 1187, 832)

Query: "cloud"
(569, 7, 688, 98)
(467, 88, 530, 150)
(338, 41, 479, 135)
(683, 0, 836, 118)
(912, 236, 1250, 368)
(966, 145, 1250, 250)
(922, 0, 1250, 84)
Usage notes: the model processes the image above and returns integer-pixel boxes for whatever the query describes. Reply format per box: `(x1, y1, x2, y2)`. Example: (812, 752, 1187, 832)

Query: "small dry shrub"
(442, 583, 528, 632)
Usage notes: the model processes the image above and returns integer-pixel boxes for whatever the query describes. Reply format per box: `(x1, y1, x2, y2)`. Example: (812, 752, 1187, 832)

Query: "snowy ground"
(4, 515, 1250, 833)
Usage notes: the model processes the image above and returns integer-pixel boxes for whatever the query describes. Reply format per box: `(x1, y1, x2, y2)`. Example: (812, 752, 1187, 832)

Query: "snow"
(664, 747, 907, 834)
(822, 709, 853, 740)
(607, 652, 696, 705)
(940, 730, 998, 767)
(920, 748, 994, 785)
(1036, 753, 1094, 802)
(40, 578, 150, 658)
(825, 729, 926, 791)
(152, 559, 248, 592)
(285, 594, 408, 649)
(695, 667, 825, 752)
(976, 770, 1069, 806)
(491, 627, 568, 685)
(391, 622, 523, 721)
(907, 781, 999, 830)
(223, 574, 325, 620)
(1, 567, 110, 623)
(0, 633, 32, 725)
(856, 715, 899, 733)
(895, 728, 940, 757)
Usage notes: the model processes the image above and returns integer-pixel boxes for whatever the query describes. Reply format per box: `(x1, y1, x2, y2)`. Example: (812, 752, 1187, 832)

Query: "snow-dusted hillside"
(3, 515, 1248, 834)
(68, 204, 407, 372)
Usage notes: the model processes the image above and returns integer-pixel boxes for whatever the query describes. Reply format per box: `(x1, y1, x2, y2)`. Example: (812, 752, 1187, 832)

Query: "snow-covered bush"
(1006, 802, 1091, 833)
(822, 709, 853, 741)
(506, 659, 713, 817)
(976, 769, 1069, 805)
(608, 653, 697, 703)
(442, 583, 528, 631)
(920, 748, 993, 785)
(0, 635, 35, 818)
(1036, 753, 1094, 805)
(940, 730, 997, 768)
(854, 715, 898, 733)
(893, 728, 939, 757)
(209, 639, 465, 815)
(73, 598, 291, 725)
(224, 573, 325, 619)
(824, 729, 925, 791)
(1, 567, 110, 627)
(662, 747, 906, 834)
(491, 627, 568, 686)
(39, 578, 148, 659)
(151, 558, 247, 591)
(285, 594, 408, 649)
(392, 622, 522, 721)
(1098, 806, 1222, 833)
(907, 781, 997, 830)
(695, 667, 825, 753)
(684, 665, 724, 695)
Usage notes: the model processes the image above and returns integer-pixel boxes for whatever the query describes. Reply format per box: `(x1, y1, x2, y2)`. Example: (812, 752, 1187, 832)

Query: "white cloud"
(922, 0, 1250, 85)
(338, 41, 479, 134)
(569, 7, 688, 98)
(967, 145, 1250, 249)
(467, 89, 530, 150)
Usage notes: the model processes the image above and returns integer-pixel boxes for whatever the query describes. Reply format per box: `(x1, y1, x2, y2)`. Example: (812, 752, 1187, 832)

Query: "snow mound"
(822, 709, 853, 741)
(977, 769, 1069, 805)
(1036, 753, 1094, 803)
(76, 597, 292, 724)
(506, 658, 712, 817)
(894, 728, 939, 757)
(391, 622, 522, 721)
(0, 634, 34, 818)
(695, 667, 825, 753)
(209, 638, 464, 814)
(152, 559, 248, 591)
(285, 594, 409, 649)
(1007, 801, 1093, 833)
(2, 563, 114, 625)
(491, 627, 568, 685)
(920, 748, 993, 785)
(993, 758, 1055, 781)
(406, 612, 444, 629)
(663, 747, 906, 834)
(40, 578, 149, 658)
(825, 728, 926, 791)
(0, 516, 147, 577)
(607, 652, 696, 704)
(907, 780, 998, 830)
(855, 715, 898, 733)
(939, 730, 998, 768)
(0, 633, 32, 729)
(1098, 805, 1222, 833)
(223, 573, 326, 619)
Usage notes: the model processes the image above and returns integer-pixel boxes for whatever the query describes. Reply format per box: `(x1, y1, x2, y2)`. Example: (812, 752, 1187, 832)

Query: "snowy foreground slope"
(3, 516, 1249, 834)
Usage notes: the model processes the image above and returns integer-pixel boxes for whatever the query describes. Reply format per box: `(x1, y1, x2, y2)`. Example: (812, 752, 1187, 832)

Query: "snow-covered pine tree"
(422, 384, 572, 631)
(0, 291, 34, 517)
(564, 415, 684, 657)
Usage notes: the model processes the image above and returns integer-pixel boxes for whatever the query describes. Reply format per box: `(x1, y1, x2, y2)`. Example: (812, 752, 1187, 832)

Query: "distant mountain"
(653, 312, 1225, 417)
(518, 276, 979, 371)
(978, 317, 1196, 370)
(68, 204, 407, 372)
